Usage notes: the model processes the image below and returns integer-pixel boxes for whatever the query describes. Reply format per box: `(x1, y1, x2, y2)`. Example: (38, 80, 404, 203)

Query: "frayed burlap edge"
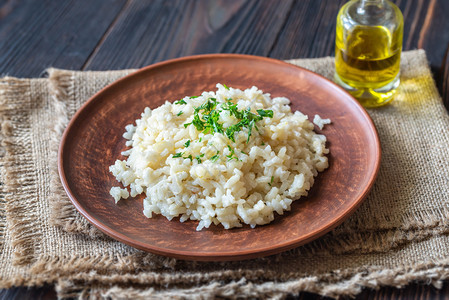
(0, 77, 42, 265)
(0, 252, 177, 290)
(0, 116, 9, 249)
(54, 258, 449, 299)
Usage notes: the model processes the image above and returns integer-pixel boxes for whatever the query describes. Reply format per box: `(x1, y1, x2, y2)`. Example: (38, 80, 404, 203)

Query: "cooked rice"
(109, 84, 330, 230)
(313, 114, 331, 130)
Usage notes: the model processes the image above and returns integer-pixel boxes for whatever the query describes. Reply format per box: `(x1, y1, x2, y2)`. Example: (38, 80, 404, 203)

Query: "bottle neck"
(357, 0, 387, 18)
(360, 0, 385, 6)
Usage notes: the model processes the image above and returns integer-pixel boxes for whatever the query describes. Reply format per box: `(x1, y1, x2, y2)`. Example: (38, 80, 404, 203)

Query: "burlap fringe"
(292, 225, 449, 256)
(0, 190, 5, 250)
(0, 78, 41, 265)
(30, 252, 178, 276)
(46, 68, 104, 238)
(333, 206, 449, 233)
(0, 251, 177, 289)
(0, 115, 10, 249)
(54, 259, 449, 299)
(14, 220, 449, 284)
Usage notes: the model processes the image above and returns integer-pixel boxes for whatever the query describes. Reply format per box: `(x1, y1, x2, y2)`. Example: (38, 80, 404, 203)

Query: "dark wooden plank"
(0, 285, 55, 300)
(396, 0, 449, 73)
(2, 281, 449, 300)
(429, 1, 449, 110)
(0, 0, 127, 77)
(83, 0, 294, 70)
(440, 45, 449, 110)
(361, 282, 449, 300)
(269, 0, 347, 59)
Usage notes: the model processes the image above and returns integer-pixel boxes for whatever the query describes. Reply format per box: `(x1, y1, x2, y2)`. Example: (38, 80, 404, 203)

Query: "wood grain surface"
(0, 0, 127, 76)
(83, 0, 295, 70)
(1, 0, 449, 298)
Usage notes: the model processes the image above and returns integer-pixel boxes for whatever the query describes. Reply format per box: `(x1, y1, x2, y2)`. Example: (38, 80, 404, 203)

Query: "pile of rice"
(109, 84, 330, 230)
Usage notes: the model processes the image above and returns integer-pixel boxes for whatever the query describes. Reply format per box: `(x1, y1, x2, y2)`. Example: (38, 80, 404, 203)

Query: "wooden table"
(1, 0, 449, 299)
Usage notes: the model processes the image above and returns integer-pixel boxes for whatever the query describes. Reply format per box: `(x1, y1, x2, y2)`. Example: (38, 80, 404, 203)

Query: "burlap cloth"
(1, 50, 449, 299)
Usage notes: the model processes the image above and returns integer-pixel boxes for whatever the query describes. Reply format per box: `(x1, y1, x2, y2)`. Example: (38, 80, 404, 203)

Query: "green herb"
(269, 175, 274, 186)
(184, 96, 272, 145)
(210, 154, 220, 162)
(173, 152, 183, 158)
(179, 94, 274, 163)
(198, 137, 202, 142)
(184, 98, 223, 136)
(221, 100, 241, 119)
(190, 95, 200, 99)
(223, 107, 264, 143)
(195, 98, 217, 112)
(223, 84, 230, 90)
(195, 154, 205, 164)
(177, 111, 184, 116)
(256, 109, 273, 118)
(261, 142, 265, 146)
(175, 99, 187, 105)
(241, 151, 248, 155)
(226, 145, 238, 161)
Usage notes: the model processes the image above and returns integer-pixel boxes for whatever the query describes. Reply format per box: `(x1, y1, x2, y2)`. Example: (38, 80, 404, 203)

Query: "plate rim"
(58, 53, 381, 261)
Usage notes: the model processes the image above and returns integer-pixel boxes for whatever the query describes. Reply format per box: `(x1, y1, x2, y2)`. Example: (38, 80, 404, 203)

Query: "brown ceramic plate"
(59, 54, 380, 261)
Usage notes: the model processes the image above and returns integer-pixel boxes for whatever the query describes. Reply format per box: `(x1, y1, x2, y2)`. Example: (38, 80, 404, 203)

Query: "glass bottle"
(334, 0, 403, 108)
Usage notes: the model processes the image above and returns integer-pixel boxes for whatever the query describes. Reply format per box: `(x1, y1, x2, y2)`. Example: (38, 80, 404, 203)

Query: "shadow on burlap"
(1, 50, 449, 299)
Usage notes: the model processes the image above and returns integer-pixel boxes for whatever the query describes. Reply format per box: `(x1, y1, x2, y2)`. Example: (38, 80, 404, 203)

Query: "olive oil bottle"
(334, 0, 403, 107)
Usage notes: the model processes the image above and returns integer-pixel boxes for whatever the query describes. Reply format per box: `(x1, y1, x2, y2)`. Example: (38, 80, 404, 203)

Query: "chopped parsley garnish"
(269, 175, 274, 186)
(257, 109, 274, 118)
(261, 142, 265, 146)
(184, 98, 272, 143)
(226, 145, 239, 161)
(173, 89, 273, 163)
(210, 154, 220, 162)
(220, 103, 274, 143)
(177, 111, 183, 116)
(224, 108, 260, 143)
(195, 153, 205, 164)
(175, 99, 187, 105)
(198, 137, 202, 142)
(184, 98, 223, 135)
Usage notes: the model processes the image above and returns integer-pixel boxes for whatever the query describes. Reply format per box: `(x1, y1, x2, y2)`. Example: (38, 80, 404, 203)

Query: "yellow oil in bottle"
(334, 0, 403, 108)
